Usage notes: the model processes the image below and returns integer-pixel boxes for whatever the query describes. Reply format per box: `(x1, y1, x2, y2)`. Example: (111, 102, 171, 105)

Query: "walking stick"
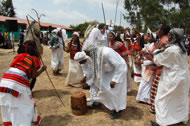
(26, 15, 65, 107)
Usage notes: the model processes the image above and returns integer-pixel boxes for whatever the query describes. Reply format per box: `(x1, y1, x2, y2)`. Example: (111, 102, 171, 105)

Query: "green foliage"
(70, 22, 124, 37)
(70, 22, 89, 37)
(0, 0, 16, 17)
(123, 0, 190, 34)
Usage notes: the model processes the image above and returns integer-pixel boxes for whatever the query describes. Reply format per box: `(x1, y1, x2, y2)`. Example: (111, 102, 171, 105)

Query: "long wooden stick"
(26, 16, 65, 107)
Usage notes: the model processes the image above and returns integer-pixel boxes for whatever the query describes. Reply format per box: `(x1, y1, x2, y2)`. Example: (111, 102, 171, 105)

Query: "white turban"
(74, 51, 87, 62)
(73, 32, 80, 37)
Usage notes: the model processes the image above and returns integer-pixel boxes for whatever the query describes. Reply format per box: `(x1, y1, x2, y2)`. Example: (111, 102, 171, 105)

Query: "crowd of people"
(0, 20, 190, 126)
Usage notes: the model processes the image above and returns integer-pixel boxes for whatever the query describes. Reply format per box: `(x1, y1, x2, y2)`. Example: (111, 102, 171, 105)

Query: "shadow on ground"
(33, 89, 70, 99)
(40, 114, 72, 126)
(120, 106, 143, 121)
(128, 89, 138, 96)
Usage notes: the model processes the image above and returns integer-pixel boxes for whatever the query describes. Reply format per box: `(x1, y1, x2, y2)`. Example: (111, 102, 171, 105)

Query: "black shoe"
(56, 71, 62, 75)
(82, 83, 90, 90)
(150, 120, 160, 126)
(87, 102, 101, 109)
(53, 71, 57, 75)
(111, 111, 120, 119)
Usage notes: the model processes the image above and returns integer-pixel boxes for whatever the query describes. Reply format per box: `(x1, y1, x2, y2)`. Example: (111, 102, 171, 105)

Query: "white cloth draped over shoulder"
(154, 45, 190, 126)
(62, 29, 68, 42)
(82, 27, 103, 50)
(91, 47, 127, 112)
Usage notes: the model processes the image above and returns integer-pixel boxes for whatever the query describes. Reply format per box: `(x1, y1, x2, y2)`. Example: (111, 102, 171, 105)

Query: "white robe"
(80, 57, 93, 86)
(136, 74, 153, 104)
(154, 45, 190, 126)
(51, 37, 64, 71)
(91, 47, 127, 112)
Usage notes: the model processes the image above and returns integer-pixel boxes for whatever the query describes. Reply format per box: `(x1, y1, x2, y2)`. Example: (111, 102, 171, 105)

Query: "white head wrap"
(74, 51, 87, 62)
(109, 31, 116, 37)
(73, 32, 80, 37)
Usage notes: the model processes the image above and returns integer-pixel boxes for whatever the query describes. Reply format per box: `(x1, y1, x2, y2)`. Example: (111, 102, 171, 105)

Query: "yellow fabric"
(4, 32, 8, 39)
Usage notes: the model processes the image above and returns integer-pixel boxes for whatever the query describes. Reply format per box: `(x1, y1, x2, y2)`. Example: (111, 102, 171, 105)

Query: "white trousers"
(1, 105, 40, 126)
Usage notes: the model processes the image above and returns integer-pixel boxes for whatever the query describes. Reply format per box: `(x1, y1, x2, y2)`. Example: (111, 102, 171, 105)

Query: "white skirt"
(1, 105, 41, 126)
(65, 59, 84, 86)
(136, 76, 153, 104)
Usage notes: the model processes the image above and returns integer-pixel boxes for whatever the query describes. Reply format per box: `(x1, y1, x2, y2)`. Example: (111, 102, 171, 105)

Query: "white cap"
(74, 51, 87, 62)
(73, 32, 80, 37)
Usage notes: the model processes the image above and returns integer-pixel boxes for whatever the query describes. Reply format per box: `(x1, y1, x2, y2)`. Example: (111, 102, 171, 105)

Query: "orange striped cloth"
(10, 53, 41, 77)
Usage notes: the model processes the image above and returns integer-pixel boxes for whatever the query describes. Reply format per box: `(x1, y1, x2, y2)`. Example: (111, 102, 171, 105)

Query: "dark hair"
(140, 35, 145, 48)
(17, 40, 39, 57)
(109, 32, 116, 37)
(160, 24, 171, 35)
(115, 35, 123, 42)
(70, 37, 81, 51)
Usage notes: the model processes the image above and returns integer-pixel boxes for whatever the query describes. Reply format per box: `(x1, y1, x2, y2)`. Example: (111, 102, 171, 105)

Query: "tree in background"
(70, 22, 124, 38)
(123, 0, 190, 34)
(70, 22, 89, 37)
(0, 0, 16, 17)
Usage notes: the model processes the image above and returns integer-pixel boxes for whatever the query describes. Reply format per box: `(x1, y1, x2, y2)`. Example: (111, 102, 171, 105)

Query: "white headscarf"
(73, 32, 80, 37)
(169, 28, 186, 54)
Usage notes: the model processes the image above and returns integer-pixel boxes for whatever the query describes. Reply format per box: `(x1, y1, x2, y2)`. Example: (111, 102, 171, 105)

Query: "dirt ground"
(0, 45, 190, 126)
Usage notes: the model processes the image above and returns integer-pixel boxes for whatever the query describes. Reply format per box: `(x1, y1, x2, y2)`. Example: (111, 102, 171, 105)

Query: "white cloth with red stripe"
(0, 68, 41, 126)
(154, 45, 190, 126)
(133, 63, 142, 83)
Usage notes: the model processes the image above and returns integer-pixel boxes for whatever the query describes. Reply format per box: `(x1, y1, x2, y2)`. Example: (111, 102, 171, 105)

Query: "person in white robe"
(48, 28, 64, 75)
(136, 33, 156, 104)
(74, 51, 94, 91)
(150, 28, 190, 126)
(82, 41, 127, 119)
